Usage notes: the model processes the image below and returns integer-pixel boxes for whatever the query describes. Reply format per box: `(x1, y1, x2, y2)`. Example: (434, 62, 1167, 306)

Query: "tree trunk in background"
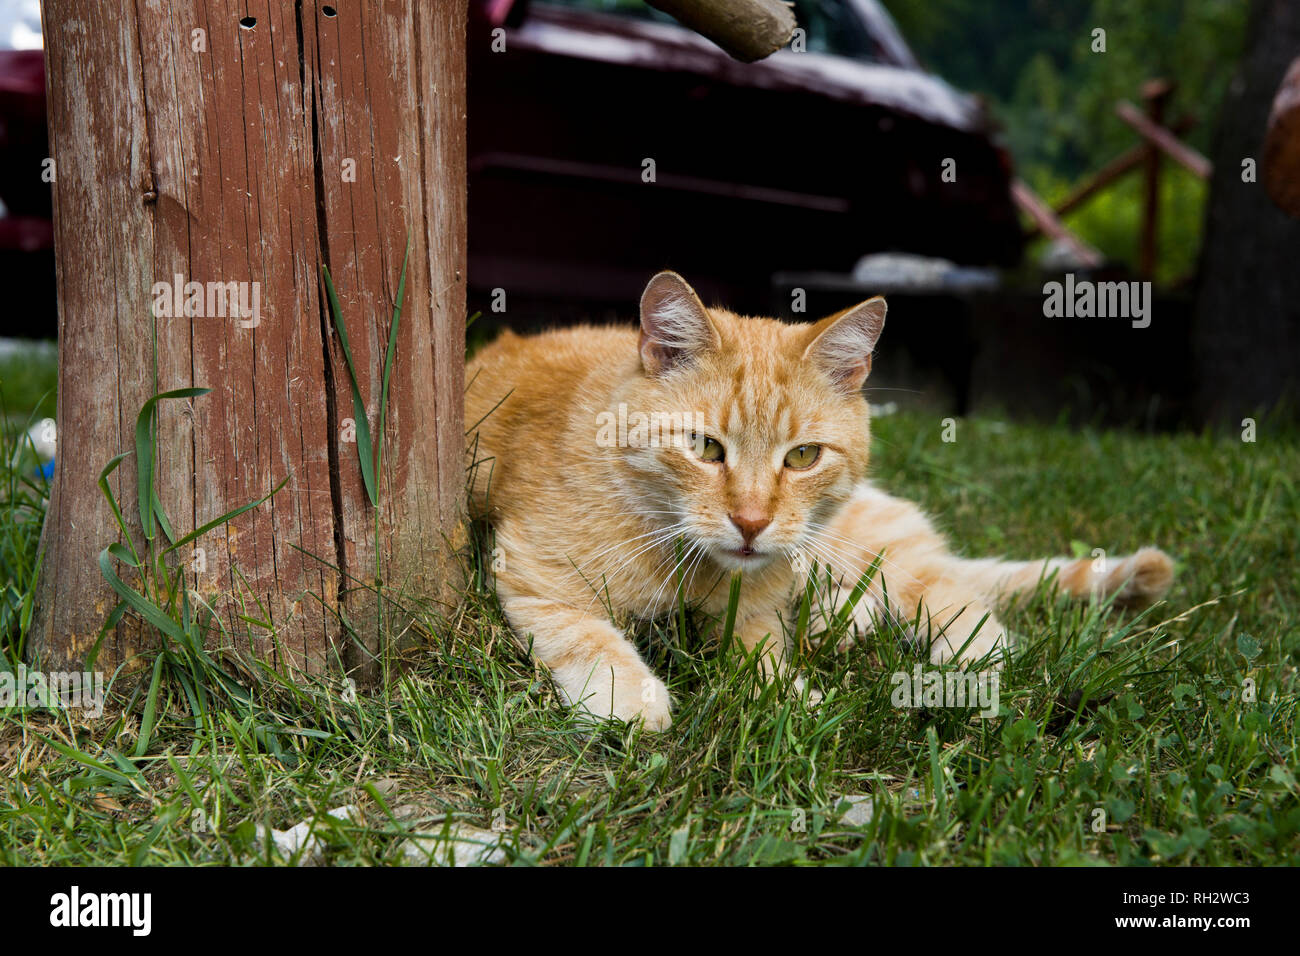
(33, 1, 466, 679)
(1193, 0, 1300, 424)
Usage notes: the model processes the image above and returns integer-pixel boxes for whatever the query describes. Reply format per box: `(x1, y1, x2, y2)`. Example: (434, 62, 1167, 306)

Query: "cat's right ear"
(801, 296, 887, 393)
(639, 271, 721, 375)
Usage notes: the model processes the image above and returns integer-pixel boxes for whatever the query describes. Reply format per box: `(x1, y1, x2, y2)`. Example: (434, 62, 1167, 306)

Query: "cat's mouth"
(720, 545, 772, 566)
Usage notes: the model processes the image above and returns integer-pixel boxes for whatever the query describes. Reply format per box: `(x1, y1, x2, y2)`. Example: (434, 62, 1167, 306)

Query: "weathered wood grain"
(33, 0, 466, 678)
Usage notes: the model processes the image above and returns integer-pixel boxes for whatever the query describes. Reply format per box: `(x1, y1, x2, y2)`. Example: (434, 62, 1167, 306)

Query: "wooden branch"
(1115, 100, 1213, 179)
(1011, 180, 1104, 267)
(646, 0, 796, 63)
(1264, 56, 1300, 217)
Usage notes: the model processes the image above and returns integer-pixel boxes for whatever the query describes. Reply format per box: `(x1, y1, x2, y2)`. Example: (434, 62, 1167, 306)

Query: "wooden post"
(33, 1, 467, 679)
(1138, 80, 1172, 279)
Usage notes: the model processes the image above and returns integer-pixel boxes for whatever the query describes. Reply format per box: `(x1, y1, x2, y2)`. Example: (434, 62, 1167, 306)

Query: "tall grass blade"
(321, 264, 378, 506)
(134, 387, 210, 542)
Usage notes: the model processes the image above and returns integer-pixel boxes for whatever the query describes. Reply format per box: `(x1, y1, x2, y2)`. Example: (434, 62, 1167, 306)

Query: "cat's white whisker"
(571, 516, 691, 566)
(804, 522, 925, 589)
(583, 531, 688, 595)
(642, 539, 705, 616)
(568, 522, 693, 609)
(683, 540, 718, 598)
(795, 536, 891, 611)
(564, 519, 688, 574)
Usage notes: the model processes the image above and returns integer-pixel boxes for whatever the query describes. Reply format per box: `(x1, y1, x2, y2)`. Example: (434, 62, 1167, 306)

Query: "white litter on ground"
(255, 804, 360, 865)
(25, 418, 55, 461)
(838, 794, 875, 826)
(399, 823, 507, 867)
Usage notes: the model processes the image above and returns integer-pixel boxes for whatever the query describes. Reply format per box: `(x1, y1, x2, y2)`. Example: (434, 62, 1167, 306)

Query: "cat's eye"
(691, 432, 725, 463)
(784, 444, 821, 470)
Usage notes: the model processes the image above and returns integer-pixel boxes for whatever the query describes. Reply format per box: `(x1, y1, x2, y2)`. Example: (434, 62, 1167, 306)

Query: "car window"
(537, 0, 884, 63)
(792, 0, 880, 61)
(538, 0, 678, 26)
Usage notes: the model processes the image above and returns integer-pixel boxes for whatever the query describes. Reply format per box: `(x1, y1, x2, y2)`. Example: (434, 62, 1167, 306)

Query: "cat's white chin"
(714, 547, 777, 571)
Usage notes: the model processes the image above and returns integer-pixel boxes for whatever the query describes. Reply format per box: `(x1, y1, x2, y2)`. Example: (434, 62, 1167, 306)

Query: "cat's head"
(619, 271, 885, 573)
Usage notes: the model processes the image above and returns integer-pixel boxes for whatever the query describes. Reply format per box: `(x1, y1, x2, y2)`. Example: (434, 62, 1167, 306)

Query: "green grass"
(0, 342, 56, 661)
(0, 342, 57, 426)
(1, 390, 1297, 865)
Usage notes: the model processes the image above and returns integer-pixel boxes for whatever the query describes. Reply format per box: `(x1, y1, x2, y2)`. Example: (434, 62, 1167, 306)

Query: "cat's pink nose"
(730, 509, 771, 546)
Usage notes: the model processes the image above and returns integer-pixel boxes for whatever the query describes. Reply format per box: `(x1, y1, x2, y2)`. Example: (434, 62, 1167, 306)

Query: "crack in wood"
(299, 0, 350, 624)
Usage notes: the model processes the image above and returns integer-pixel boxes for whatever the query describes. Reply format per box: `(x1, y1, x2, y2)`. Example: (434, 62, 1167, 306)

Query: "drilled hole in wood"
(239, 16, 256, 29)
(322, 5, 337, 16)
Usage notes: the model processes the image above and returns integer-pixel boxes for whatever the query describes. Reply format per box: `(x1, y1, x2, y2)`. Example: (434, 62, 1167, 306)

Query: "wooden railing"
(1014, 79, 1214, 278)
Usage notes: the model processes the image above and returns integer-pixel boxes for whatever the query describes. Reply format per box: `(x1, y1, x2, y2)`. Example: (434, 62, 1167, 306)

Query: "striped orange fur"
(465, 272, 1175, 730)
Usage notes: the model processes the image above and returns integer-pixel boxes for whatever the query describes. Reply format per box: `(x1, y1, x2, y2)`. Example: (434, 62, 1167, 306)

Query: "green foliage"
(321, 241, 411, 688)
(0, 343, 56, 661)
(0, 424, 47, 663)
(91, 390, 290, 754)
(1028, 165, 1209, 284)
(0, 343, 56, 424)
(321, 240, 408, 509)
(883, 0, 1250, 277)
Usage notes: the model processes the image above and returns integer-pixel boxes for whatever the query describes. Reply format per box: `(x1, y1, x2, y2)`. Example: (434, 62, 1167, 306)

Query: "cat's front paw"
(559, 664, 673, 732)
(791, 675, 824, 709)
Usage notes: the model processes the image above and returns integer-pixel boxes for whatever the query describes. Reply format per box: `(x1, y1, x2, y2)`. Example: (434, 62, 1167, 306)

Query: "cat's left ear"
(639, 271, 722, 375)
(801, 297, 887, 394)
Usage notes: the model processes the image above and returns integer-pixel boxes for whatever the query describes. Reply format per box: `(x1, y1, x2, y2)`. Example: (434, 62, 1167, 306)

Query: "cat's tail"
(958, 547, 1175, 609)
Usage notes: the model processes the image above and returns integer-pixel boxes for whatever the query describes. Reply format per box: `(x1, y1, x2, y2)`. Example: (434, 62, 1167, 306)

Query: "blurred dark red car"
(467, 0, 1021, 317)
(0, 0, 1022, 336)
(0, 1, 54, 338)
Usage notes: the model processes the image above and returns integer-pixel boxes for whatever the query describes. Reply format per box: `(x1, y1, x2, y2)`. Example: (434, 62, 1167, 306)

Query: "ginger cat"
(465, 272, 1174, 730)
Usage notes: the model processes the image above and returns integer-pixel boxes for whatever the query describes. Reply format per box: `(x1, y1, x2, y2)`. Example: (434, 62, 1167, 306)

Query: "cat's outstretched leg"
(498, 593, 673, 731)
(911, 547, 1175, 664)
(958, 548, 1175, 609)
(813, 482, 1174, 667)
(812, 483, 1010, 666)
(925, 547, 1175, 662)
(908, 586, 1008, 666)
